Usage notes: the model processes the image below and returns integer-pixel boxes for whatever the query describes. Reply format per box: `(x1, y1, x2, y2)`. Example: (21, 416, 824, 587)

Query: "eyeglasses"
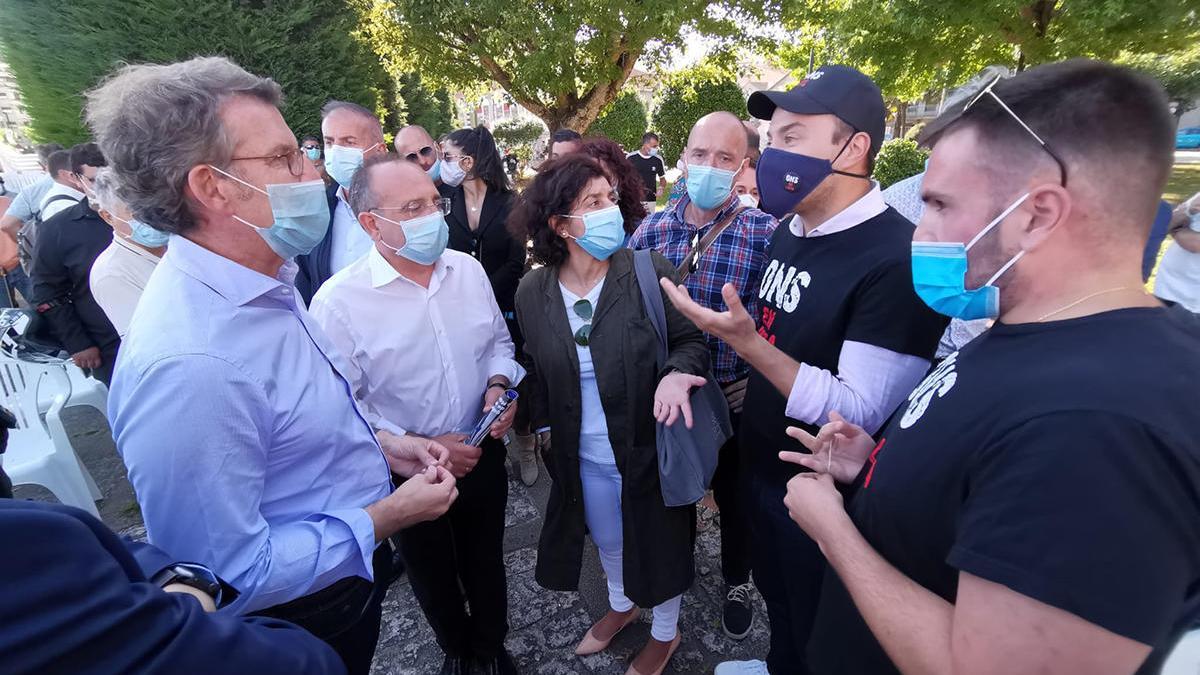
(963, 75, 1068, 186)
(572, 298, 593, 346)
(373, 197, 451, 220)
(229, 147, 307, 177)
(403, 145, 437, 163)
(442, 153, 467, 162)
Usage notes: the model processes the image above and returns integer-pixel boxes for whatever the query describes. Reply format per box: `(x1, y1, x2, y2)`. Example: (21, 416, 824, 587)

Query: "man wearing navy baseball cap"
(659, 65, 947, 675)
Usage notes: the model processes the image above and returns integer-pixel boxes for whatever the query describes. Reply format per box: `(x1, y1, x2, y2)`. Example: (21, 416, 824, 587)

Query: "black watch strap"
(487, 382, 508, 392)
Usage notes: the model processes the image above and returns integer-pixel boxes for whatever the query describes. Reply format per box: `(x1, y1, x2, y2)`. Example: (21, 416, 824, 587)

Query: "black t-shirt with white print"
(740, 207, 947, 490)
(627, 152, 665, 201)
(808, 305, 1200, 675)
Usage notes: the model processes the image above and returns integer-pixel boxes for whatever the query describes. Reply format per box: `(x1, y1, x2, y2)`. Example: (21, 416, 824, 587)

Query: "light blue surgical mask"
(426, 157, 442, 183)
(910, 193, 1029, 320)
(129, 218, 170, 248)
(375, 211, 449, 265)
(562, 205, 625, 261)
(209, 165, 331, 260)
(113, 214, 170, 249)
(303, 146, 321, 161)
(686, 163, 738, 210)
(324, 143, 379, 189)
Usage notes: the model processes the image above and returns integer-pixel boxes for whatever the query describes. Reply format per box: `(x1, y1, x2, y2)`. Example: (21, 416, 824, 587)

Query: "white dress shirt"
(89, 234, 161, 337)
(328, 190, 374, 275)
(784, 181, 933, 434)
(309, 247, 525, 438)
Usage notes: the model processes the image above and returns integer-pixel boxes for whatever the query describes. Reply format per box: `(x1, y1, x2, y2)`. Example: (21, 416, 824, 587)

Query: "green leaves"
(362, 0, 776, 132)
(0, 0, 394, 145)
(777, 0, 1200, 104)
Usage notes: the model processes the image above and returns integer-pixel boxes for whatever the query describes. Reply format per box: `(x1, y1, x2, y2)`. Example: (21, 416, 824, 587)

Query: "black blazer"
(440, 183, 526, 315)
(29, 198, 119, 358)
(294, 183, 342, 305)
(515, 248, 710, 607)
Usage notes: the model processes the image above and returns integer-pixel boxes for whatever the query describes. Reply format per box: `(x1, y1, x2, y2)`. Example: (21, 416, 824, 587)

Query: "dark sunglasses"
(572, 298, 593, 346)
(403, 145, 437, 163)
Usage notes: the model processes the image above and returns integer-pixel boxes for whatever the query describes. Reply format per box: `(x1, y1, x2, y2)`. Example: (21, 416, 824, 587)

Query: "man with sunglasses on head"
(661, 66, 947, 675)
(92, 57, 459, 675)
(395, 124, 444, 184)
(628, 110, 777, 643)
(294, 101, 388, 304)
(309, 153, 524, 675)
(780, 59, 1200, 675)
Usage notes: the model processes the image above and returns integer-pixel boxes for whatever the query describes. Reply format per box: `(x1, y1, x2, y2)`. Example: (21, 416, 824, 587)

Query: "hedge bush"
(589, 91, 648, 151)
(873, 139, 929, 188)
(0, 0, 396, 145)
(651, 63, 746, 167)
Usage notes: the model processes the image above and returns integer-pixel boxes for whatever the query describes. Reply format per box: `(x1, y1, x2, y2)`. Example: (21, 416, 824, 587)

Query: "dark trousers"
(748, 476, 826, 675)
(399, 437, 509, 659)
(255, 545, 392, 675)
(711, 412, 751, 586)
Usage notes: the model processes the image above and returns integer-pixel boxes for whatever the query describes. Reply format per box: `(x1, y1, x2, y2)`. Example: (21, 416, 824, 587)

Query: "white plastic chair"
(2, 386, 101, 516)
(0, 349, 108, 419)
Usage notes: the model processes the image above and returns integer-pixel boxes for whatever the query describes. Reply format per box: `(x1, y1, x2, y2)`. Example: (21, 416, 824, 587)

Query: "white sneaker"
(714, 660, 769, 675)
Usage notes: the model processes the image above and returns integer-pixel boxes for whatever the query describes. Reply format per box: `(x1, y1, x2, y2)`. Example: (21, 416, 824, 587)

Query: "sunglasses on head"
(962, 75, 1068, 187)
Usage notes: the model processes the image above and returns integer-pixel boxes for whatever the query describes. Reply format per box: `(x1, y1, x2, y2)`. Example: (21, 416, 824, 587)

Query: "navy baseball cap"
(748, 65, 887, 156)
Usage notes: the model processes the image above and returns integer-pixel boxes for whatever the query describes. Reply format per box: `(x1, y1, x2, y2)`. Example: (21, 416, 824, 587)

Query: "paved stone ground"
(17, 407, 770, 674)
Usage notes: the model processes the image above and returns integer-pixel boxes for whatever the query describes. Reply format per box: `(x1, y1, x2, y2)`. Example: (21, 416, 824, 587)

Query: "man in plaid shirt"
(628, 111, 776, 641)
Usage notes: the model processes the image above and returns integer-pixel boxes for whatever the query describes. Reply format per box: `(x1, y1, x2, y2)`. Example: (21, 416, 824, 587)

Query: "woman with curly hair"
(578, 137, 648, 234)
(510, 154, 710, 675)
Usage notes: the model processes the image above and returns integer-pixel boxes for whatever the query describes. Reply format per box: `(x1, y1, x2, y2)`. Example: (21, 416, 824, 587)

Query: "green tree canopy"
(0, 0, 395, 145)
(589, 91, 648, 150)
(1120, 46, 1200, 123)
(397, 72, 454, 137)
(777, 0, 1200, 107)
(651, 63, 747, 167)
(357, 0, 777, 133)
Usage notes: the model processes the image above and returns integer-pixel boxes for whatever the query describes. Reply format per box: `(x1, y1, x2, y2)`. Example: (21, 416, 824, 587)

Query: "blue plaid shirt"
(628, 193, 778, 384)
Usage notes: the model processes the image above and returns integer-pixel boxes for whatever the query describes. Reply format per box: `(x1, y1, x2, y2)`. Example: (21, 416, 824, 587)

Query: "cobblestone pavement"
(20, 407, 770, 675)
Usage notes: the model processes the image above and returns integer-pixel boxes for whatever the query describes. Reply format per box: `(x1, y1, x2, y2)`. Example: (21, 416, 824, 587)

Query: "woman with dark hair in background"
(579, 137, 648, 235)
(511, 154, 709, 675)
(441, 125, 537, 483)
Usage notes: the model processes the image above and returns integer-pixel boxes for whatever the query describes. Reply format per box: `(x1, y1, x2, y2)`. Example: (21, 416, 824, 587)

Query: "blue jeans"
(0, 266, 30, 307)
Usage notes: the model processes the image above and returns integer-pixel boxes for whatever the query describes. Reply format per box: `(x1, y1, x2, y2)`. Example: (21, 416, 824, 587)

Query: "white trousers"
(580, 458, 682, 642)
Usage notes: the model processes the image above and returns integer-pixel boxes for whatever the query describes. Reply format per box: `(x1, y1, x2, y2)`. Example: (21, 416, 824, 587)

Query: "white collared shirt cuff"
(372, 419, 407, 437)
(488, 360, 526, 388)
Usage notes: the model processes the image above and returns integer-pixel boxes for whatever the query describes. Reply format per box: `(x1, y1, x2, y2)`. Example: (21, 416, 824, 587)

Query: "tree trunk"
(892, 101, 907, 139)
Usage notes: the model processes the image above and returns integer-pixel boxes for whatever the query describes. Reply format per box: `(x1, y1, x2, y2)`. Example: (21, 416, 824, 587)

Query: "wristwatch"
(152, 563, 226, 607)
(487, 382, 509, 392)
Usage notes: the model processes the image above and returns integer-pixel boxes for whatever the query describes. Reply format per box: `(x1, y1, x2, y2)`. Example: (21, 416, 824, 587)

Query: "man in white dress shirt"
(88, 167, 166, 337)
(310, 154, 524, 675)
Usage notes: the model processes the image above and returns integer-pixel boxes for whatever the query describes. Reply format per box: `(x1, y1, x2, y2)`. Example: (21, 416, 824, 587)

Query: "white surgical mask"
(738, 193, 759, 209)
(441, 159, 466, 187)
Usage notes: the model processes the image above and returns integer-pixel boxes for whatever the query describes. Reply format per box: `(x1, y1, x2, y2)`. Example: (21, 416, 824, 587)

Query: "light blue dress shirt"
(109, 236, 393, 614)
(3, 174, 53, 222)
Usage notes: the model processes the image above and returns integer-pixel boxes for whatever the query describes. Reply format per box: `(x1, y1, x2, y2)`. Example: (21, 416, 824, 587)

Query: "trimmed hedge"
(651, 64, 746, 167)
(589, 91, 648, 151)
(0, 0, 396, 145)
(873, 139, 929, 188)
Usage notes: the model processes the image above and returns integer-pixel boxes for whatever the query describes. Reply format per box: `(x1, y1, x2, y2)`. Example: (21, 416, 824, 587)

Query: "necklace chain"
(1036, 286, 1140, 322)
